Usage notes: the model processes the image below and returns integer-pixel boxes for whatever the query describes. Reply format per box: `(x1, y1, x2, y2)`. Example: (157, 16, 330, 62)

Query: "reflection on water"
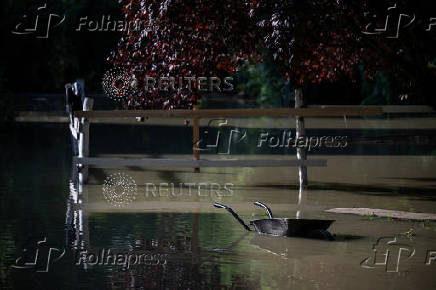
(61, 169, 436, 290)
(1, 123, 436, 289)
(65, 173, 262, 289)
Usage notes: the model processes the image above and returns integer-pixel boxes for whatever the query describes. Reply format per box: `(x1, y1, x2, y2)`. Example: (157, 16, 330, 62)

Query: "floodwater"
(1, 121, 436, 289)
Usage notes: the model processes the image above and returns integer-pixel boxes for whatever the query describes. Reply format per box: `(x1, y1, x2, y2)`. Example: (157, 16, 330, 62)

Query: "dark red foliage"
(248, 0, 436, 97)
(109, 0, 435, 108)
(108, 0, 260, 109)
(247, 0, 369, 85)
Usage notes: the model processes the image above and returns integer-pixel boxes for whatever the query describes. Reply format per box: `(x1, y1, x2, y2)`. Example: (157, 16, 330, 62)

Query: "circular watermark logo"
(102, 67, 138, 101)
(102, 173, 137, 207)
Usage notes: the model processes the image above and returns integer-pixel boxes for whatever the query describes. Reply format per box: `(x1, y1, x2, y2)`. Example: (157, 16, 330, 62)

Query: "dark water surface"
(1, 122, 436, 289)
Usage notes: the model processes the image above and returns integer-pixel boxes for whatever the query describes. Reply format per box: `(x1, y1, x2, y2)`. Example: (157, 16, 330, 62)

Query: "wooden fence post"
(78, 97, 93, 184)
(295, 87, 308, 187)
(65, 84, 79, 156)
(66, 79, 93, 184)
(192, 105, 200, 172)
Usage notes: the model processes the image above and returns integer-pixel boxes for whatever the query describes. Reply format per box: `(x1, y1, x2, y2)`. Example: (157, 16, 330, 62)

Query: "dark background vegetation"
(0, 0, 435, 111)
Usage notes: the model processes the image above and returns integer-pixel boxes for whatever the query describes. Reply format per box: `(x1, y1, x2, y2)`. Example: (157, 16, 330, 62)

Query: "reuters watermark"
(101, 173, 234, 207)
(102, 68, 234, 101)
(144, 76, 234, 92)
(144, 182, 234, 198)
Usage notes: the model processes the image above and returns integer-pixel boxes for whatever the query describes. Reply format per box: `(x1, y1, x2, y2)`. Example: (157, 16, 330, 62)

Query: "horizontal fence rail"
(69, 105, 386, 184)
(73, 157, 328, 168)
(73, 107, 383, 119)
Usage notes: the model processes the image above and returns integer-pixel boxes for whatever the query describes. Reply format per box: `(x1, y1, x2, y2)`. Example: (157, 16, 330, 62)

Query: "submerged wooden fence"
(66, 80, 382, 184)
(72, 107, 381, 163)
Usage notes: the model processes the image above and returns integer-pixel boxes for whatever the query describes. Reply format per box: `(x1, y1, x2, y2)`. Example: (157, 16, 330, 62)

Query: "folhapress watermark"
(12, 3, 436, 39)
(362, 3, 436, 38)
(76, 249, 167, 269)
(361, 236, 436, 272)
(11, 3, 65, 39)
(10, 237, 65, 272)
(11, 5, 150, 39)
(76, 15, 150, 32)
(11, 237, 175, 272)
(257, 131, 348, 151)
(194, 120, 348, 154)
(194, 119, 247, 155)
